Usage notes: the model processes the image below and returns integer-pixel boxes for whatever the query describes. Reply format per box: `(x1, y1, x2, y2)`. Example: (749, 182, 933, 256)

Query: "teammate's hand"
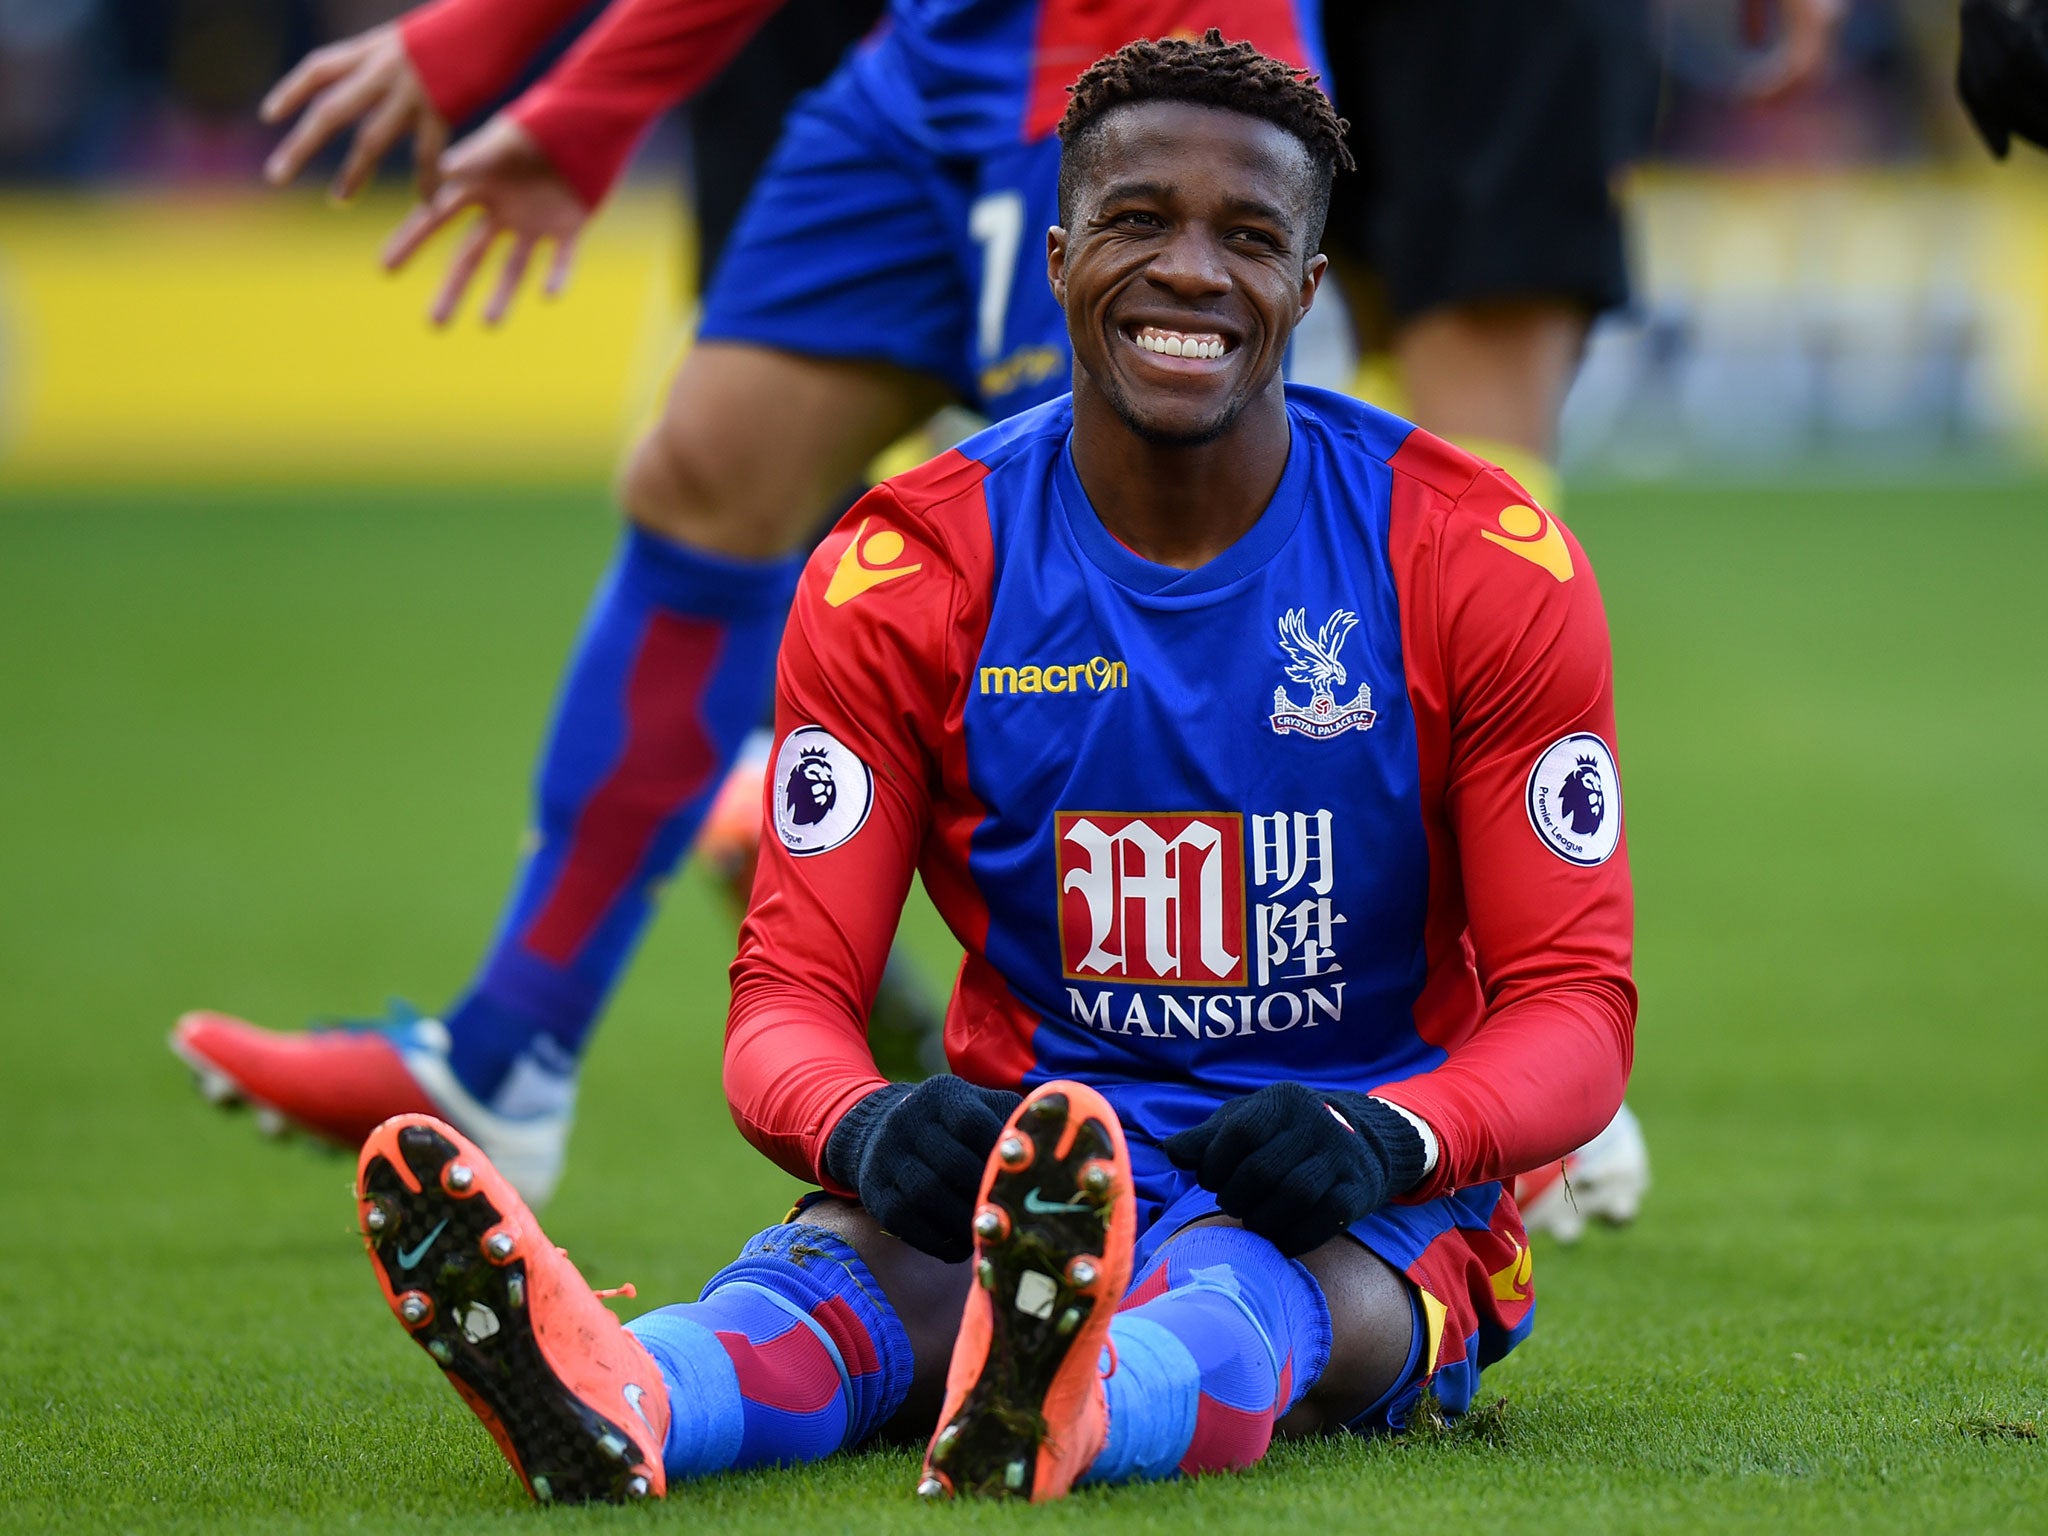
(260, 22, 450, 202)
(382, 115, 588, 326)
(1960, 0, 2048, 158)
(823, 1077, 1024, 1264)
(1161, 1083, 1427, 1257)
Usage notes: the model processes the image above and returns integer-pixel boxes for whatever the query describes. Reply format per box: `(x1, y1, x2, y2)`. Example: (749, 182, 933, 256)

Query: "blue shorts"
(698, 65, 1069, 418)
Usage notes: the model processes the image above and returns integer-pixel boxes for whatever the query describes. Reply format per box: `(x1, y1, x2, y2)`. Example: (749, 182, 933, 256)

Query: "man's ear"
(1047, 226, 1068, 306)
(1296, 250, 1328, 320)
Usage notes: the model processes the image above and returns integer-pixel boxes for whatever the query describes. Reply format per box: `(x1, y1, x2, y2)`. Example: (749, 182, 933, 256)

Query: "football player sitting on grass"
(348, 33, 1636, 1503)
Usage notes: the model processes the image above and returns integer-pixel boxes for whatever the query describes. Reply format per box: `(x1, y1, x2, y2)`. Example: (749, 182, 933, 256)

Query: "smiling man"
(348, 34, 1635, 1505)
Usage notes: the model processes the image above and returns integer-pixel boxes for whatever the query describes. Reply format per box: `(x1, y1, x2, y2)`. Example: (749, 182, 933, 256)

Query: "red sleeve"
(723, 462, 990, 1188)
(398, 0, 592, 127)
(1374, 442, 1637, 1200)
(506, 0, 787, 208)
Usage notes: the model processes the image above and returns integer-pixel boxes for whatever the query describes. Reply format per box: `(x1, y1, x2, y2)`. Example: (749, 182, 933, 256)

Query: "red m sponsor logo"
(1055, 812, 1247, 987)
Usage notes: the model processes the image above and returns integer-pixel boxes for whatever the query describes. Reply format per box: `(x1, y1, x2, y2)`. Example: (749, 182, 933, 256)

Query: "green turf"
(0, 478, 2042, 1533)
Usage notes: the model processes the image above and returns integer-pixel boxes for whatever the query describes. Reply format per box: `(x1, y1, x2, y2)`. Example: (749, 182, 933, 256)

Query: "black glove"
(1960, 0, 2048, 158)
(1161, 1082, 1428, 1257)
(822, 1076, 1023, 1263)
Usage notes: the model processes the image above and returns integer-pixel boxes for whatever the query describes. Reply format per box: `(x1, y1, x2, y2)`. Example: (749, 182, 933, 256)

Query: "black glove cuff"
(821, 1081, 918, 1192)
(1324, 1090, 1430, 1198)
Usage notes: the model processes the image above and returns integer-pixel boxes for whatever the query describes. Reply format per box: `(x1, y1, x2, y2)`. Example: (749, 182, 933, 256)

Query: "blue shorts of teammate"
(697, 64, 1070, 419)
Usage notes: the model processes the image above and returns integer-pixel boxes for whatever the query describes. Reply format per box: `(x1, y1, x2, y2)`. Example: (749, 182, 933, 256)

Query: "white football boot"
(1513, 1102, 1650, 1243)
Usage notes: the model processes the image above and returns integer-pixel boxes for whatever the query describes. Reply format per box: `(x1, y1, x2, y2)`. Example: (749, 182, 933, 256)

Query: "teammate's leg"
(1393, 299, 1592, 467)
(171, 346, 943, 1199)
(1324, 0, 1655, 496)
(173, 64, 972, 1196)
(433, 343, 944, 1097)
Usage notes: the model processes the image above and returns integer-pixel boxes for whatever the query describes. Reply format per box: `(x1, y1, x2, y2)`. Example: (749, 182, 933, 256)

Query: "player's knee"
(616, 420, 801, 559)
(1277, 1237, 1416, 1437)
(798, 1198, 971, 1437)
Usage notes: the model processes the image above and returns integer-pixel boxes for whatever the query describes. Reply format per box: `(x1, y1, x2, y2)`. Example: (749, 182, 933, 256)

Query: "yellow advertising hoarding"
(3, 166, 2047, 484)
(0, 191, 690, 483)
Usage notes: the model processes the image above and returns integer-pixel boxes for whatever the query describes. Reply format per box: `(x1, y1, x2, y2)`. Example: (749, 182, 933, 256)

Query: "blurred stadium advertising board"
(1564, 165, 2048, 475)
(2, 169, 2047, 484)
(0, 192, 688, 484)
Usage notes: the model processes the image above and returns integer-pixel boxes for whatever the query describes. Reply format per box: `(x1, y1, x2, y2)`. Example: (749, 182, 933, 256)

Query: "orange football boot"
(171, 1006, 571, 1203)
(356, 1114, 668, 1503)
(172, 1009, 440, 1148)
(918, 1081, 1135, 1501)
(695, 734, 771, 900)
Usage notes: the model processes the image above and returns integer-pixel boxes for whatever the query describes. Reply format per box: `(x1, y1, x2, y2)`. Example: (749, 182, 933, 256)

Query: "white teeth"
(1134, 328, 1227, 360)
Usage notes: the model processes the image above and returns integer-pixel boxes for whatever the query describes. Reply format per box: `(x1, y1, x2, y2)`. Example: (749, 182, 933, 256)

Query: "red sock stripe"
(715, 1324, 844, 1416)
(1177, 1395, 1274, 1475)
(1119, 1262, 1172, 1313)
(1175, 1349, 1290, 1475)
(523, 612, 723, 965)
(810, 1294, 880, 1377)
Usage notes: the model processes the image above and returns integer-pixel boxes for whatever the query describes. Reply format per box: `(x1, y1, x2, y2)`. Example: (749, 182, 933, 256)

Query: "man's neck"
(1069, 381, 1293, 571)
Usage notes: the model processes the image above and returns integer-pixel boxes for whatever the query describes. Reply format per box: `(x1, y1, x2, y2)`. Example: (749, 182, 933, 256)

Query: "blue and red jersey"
(726, 387, 1637, 1204)
(402, 0, 1320, 205)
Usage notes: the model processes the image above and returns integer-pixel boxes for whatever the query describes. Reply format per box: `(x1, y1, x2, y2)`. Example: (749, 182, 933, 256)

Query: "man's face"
(1050, 101, 1326, 447)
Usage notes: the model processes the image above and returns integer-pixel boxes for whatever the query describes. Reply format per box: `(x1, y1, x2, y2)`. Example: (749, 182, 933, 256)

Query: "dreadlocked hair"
(1056, 29, 1353, 251)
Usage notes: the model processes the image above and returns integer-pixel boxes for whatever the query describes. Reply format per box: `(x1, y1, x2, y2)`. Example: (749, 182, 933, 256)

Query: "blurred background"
(1, 0, 2046, 480)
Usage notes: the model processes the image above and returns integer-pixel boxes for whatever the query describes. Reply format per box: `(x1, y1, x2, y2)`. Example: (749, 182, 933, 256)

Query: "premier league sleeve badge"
(773, 725, 876, 856)
(1526, 732, 1621, 866)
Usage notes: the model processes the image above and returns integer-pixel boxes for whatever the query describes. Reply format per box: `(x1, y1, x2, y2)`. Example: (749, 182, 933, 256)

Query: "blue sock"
(440, 527, 802, 1100)
(1084, 1226, 1332, 1483)
(624, 1224, 913, 1479)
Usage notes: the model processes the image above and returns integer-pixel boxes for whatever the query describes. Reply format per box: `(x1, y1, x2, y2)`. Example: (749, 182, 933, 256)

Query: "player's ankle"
(441, 993, 565, 1104)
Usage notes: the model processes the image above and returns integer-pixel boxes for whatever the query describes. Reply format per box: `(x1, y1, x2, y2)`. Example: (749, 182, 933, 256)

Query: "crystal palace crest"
(1270, 606, 1377, 739)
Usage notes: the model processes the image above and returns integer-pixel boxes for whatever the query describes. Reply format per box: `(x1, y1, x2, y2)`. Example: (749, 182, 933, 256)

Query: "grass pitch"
(0, 477, 2042, 1533)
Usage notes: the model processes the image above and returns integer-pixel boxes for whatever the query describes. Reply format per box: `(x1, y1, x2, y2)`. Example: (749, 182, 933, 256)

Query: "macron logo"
(1479, 504, 1574, 583)
(978, 656, 1128, 695)
(825, 519, 921, 607)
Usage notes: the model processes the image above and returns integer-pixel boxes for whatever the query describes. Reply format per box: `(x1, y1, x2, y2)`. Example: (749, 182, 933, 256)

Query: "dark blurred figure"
(1958, 0, 2048, 154)
(0, 0, 319, 179)
(0, 0, 110, 173)
(1322, 0, 1660, 473)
